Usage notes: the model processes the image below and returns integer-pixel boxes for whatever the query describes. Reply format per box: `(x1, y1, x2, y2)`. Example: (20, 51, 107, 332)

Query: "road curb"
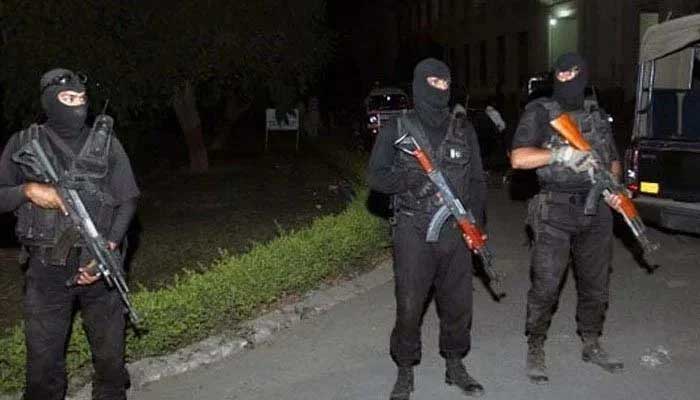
(60, 258, 392, 400)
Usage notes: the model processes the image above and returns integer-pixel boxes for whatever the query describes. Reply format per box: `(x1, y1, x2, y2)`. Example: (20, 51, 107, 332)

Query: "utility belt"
(539, 190, 591, 207)
(391, 196, 442, 226)
(21, 245, 84, 267)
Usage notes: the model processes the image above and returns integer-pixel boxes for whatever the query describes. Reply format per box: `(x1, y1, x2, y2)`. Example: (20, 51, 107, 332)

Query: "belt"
(541, 191, 590, 206)
(25, 245, 82, 266)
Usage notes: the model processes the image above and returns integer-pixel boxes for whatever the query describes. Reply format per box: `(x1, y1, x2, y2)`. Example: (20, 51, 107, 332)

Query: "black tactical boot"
(445, 358, 484, 397)
(526, 335, 549, 384)
(389, 366, 414, 400)
(581, 336, 624, 373)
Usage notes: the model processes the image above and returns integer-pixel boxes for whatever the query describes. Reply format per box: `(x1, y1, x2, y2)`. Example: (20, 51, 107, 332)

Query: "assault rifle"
(13, 116, 141, 327)
(549, 113, 659, 254)
(394, 129, 506, 300)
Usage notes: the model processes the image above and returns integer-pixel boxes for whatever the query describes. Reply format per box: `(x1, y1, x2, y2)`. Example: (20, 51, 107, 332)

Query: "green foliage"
(0, 0, 335, 134)
(0, 189, 387, 394)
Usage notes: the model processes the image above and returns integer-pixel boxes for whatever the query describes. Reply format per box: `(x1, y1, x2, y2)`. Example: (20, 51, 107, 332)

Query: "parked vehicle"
(521, 72, 606, 116)
(362, 87, 410, 149)
(625, 14, 700, 234)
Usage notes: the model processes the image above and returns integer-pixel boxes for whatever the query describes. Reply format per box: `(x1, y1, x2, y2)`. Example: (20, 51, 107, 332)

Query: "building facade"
(396, 0, 700, 120)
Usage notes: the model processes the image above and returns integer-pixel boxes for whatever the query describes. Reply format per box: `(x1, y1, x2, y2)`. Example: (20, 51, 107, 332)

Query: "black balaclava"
(552, 52, 589, 111)
(413, 58, 451, 129)
(40, 68, 88, 140)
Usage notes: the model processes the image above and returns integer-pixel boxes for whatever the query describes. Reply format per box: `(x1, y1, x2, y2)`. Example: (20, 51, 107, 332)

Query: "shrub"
(0, 146, 390, 394)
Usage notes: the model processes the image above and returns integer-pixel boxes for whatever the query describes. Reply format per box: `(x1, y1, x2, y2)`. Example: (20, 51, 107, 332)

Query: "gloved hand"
(549, 146, 598, 173)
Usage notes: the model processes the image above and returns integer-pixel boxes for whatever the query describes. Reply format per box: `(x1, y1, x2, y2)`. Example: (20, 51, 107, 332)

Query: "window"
(367, 94, 409, 111)
(432, 0, 439, 24)
(474, 0, 486, 20)
(464, 44, 471, 87)
(480, 40, 487, 86)
(517, 31, 529, 86)
(497, 35, 506, 85)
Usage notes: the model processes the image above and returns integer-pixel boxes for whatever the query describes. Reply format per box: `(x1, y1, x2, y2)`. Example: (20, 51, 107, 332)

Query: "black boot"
(389, 366, 414, 400)
(445, 359, 484, 397)
(581, 336, 624, 373)
(526, 335, 549, 384)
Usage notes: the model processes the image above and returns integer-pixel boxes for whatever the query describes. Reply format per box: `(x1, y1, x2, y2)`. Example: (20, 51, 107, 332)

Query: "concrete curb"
(0, 258, 393, 400)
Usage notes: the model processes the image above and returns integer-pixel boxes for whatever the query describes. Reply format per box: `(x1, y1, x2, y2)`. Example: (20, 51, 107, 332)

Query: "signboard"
(266, 109, 299, 130)
(265, 108, 300, 151)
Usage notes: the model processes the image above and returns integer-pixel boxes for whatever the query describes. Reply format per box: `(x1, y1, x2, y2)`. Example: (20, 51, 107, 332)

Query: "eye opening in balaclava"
(552, 52, 589, 111)
(40, 68, 89, 138)
(426, 76, 450, 91)
(413, 58, 451, 127)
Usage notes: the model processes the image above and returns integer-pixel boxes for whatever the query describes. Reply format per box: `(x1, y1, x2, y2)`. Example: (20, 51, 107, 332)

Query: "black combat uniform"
(0, 69, 140, 400)
(512, 53, 624, 384)
(367, 58, 487, 399)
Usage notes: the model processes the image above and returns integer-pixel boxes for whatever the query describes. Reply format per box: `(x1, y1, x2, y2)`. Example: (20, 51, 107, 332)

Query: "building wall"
(397, 0, 699, 119)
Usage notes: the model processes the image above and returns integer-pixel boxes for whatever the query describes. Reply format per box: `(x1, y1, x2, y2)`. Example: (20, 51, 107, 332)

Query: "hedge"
(0, 142, 388, 394)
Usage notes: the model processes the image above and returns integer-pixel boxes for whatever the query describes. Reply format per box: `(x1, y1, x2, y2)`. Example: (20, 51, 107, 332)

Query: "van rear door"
(633, 139, 700, 202)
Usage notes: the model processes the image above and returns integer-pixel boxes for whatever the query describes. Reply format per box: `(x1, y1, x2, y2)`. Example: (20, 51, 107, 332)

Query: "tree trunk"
(173, 81, 208, 173)
(209, 92, 252, 151)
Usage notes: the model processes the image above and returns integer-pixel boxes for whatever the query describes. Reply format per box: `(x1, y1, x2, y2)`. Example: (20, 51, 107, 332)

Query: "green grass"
(0, 141, 390, 394)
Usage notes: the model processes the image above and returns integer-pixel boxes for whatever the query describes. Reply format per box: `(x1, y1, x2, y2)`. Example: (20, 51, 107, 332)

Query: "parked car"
(361, 86, 410, 149)
(521, 72, 608, 117)
(624, 14, 700, 234)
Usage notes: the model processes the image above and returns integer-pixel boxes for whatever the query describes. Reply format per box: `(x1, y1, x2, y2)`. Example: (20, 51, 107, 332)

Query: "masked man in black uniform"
(510, 53, 625, 384)
(0, 68, 140, 400)
(367, 58, 487, 399)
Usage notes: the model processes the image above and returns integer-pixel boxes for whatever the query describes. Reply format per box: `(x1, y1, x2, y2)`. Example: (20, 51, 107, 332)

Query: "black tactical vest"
(393, 109, 474, 216)
(12, 124, 115, 248)
(532, 99, 614, 193)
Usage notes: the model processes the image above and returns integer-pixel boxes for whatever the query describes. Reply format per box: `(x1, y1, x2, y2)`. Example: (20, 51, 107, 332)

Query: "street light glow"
(549, 18, 557, 26)
(557, 8, 574, 18)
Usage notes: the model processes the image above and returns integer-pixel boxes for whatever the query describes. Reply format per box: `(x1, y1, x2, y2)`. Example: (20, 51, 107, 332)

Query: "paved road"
(130, 187, 700, 400)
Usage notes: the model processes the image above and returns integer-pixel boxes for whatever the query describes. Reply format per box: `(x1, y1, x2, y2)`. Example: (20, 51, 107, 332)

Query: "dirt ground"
(0, 144, 352, 329)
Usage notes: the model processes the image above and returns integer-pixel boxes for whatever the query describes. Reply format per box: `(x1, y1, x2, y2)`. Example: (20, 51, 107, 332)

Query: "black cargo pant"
(525, 192, 613, 339)
(23, 248, 128, 400)
(390, 213, 473, 367)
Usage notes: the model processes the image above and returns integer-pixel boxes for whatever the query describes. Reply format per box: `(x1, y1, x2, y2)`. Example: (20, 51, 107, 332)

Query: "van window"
(367, 94, 409, 111)
(526, 77, 594, 102)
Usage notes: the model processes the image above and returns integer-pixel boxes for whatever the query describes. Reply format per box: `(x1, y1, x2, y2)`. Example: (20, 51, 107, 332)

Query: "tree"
(0, 0, 334, 171)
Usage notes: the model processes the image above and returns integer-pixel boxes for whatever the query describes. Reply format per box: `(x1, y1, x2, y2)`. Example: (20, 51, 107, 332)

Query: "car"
(521, 72, 608, 115)
(624, 14, 700, 234)
(362, 86, 410, 149)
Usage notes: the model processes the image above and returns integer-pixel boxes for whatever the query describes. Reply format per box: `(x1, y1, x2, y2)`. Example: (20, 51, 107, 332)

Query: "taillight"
(625, 147, 640, 194)
(367, 113, 380, 130)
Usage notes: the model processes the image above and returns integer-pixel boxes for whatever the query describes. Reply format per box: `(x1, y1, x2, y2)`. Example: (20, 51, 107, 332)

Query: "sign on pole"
(265, 109, 300, 151)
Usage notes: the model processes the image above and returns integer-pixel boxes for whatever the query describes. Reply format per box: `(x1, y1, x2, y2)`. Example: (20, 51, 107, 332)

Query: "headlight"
(369, 115, 378, 124)
(608, 116, 614, 123)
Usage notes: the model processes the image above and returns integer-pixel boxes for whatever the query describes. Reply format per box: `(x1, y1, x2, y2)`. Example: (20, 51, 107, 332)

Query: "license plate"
(640, 181, 660, 194)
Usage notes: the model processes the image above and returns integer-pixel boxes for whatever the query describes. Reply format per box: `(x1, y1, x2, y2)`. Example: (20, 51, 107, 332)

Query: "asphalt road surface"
(130, 187, 700, 400)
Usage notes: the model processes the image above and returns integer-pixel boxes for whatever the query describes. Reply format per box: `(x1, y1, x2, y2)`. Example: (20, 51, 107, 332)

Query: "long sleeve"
(0, 135, 28, 213)
(466, 122, 487, 228)
(107, 198, 137, 244)
(366, 119, 414, 194)
(105, 137, 140, 244)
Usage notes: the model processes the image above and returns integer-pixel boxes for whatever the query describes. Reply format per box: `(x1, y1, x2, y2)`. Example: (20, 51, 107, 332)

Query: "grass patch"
(0, 141, 390, 394)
